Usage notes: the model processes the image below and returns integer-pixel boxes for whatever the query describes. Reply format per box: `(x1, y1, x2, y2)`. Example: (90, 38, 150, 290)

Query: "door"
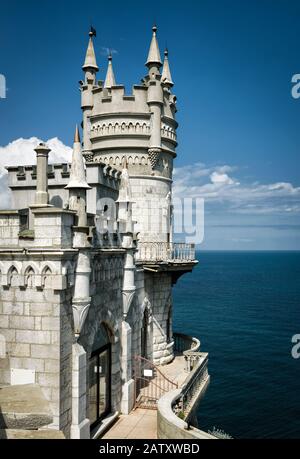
(89, 343, 111, 429)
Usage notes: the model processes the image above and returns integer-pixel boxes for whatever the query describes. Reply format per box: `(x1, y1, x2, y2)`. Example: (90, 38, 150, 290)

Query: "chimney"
(34, 143, 51, 206)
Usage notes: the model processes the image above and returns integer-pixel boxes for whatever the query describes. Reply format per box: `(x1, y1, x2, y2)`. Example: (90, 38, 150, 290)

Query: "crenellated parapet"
(80, 27, 177, 174)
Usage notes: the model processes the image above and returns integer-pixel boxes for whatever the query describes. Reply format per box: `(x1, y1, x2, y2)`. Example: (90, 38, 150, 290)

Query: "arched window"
(8, 266, 18, 287)
(24, 266, 35, 288)
(89, 323, 111, 429)
(41, 266, 52, 289)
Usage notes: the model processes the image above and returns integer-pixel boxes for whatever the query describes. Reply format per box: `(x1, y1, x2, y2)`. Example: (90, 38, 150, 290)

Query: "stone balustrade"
(135, 242, 195, 263)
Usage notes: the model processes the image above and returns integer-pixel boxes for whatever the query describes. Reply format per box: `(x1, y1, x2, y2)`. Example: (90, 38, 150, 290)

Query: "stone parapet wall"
(157, 388, 216, 440)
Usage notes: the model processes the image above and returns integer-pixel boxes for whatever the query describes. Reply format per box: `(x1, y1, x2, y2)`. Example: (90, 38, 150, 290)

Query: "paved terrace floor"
(101, 355, 187, 440)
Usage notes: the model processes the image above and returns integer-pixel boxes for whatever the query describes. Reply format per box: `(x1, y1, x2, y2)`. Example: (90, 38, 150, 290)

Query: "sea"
(173, 251, 300, 439)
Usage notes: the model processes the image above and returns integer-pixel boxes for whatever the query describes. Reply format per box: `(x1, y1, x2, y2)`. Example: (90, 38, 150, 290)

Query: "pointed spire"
(82, 31, 99, 71)
(65, 126, 91, 190)
(162, 49, 174, 86)
(104, 54, 116, 88)
(146, 25, 162, 68)
(74, 124, 80, 143)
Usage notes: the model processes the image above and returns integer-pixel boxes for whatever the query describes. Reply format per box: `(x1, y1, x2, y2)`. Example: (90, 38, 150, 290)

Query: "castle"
(0, 27, 200, 439)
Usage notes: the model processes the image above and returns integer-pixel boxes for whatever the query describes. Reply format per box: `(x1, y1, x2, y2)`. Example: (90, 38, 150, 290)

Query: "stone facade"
(0, 26, 197, 439)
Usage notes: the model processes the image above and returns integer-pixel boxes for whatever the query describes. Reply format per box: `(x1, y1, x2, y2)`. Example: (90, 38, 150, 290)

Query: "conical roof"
(104, 54, 116, 88)
(82, 33, 99, 71)
(145, 25, 162, 67)
(65, 126, 91, 190)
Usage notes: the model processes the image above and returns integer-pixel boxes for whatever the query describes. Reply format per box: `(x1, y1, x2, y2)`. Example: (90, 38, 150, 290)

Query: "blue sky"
(0, 0, 299, 250)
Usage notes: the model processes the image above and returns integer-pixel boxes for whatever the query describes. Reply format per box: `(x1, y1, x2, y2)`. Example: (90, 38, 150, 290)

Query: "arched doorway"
(89, 323, 111, 430)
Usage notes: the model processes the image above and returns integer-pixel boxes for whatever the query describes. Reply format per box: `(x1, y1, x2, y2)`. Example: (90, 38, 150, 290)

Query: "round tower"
(80, 26, 178, 243)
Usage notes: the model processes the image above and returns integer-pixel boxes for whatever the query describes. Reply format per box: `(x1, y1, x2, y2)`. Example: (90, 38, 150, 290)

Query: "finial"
(89, 26, 97, 38)
(74, 125, 80, 143)
(152, 24, 157, 33)
(164, 48, 168, 57)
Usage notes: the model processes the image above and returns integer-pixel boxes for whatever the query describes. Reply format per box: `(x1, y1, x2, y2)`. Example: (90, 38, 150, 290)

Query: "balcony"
(135, 242, 196, 263)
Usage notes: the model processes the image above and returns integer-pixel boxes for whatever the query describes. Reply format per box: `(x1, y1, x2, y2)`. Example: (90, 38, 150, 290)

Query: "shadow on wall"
(50, 195, 63, 208)
(0, 173, 12, 210)
(0, 405, 8, 439)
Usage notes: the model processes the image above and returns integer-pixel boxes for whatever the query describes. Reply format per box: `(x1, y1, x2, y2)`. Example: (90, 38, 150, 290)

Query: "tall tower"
(80, 26, 178, 243)
(81, 30, 99, 161)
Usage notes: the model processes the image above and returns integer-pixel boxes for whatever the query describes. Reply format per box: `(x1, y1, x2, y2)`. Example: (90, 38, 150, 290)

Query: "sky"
(0, 0, 299, 250)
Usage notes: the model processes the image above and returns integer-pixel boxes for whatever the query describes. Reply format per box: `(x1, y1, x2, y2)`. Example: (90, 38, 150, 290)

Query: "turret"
(161, 49, 173, 88)
(146, 26, 163, 169)
(117, 159, 136, 318)
(82, 29, 98, 84)
(104, 54, 116, 89)
(65, 126, 91, 228)
(81, 29, 98, 161)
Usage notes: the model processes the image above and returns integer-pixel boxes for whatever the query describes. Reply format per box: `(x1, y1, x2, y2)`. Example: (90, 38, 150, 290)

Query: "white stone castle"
(0, 27, 209, 440)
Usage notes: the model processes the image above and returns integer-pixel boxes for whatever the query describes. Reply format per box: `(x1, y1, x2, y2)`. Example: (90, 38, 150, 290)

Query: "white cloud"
(0, 137, 72, 209)
(173, 162, 300, 215)
(210, 171, 236, 185)
(0, 137, 71, 170)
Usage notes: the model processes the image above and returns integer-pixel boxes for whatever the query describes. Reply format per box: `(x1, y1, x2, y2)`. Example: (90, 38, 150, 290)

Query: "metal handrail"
(134, 354, 178, 388)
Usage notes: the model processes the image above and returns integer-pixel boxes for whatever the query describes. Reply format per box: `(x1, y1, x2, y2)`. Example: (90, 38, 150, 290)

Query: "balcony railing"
(135, 242, 196, 263)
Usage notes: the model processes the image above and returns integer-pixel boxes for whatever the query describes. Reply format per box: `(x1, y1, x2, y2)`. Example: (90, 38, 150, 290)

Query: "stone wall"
(144, 272, 173, 365)
(79, 252, 125, 417)
(0, 256, 75, 437)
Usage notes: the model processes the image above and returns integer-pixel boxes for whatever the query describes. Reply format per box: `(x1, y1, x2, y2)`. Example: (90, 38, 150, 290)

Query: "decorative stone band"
(148, 147, 161, 169)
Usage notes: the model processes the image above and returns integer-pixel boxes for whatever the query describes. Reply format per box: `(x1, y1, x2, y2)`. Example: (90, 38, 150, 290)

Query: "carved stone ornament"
(122, 287, 136, 318)
(148, 147, 161, 169)
(72, 300, 91, 337)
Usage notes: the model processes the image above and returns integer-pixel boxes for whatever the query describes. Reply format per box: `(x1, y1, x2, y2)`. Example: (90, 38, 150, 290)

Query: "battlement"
(88, 84, 149, 116)
(6, 162, 121, 212)
(6, 162, 121, 190)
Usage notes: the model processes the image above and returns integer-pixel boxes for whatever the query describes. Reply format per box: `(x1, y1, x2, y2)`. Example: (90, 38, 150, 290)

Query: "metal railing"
(133, 355, 178, 409)
(135, 242, 196, 263)
(173, 353, 209, 419)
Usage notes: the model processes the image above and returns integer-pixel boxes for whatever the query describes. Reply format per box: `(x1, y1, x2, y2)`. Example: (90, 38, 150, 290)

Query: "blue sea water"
(173, 251, 300, 439)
